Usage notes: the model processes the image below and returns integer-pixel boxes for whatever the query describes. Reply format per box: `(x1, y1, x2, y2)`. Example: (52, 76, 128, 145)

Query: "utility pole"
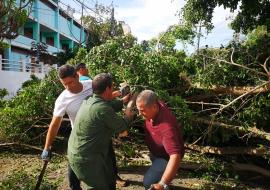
(75, 0, 85, 46)
(196, 22, 202, 52)
(80, 0, 84, 46)
(110, 2, 116, 37)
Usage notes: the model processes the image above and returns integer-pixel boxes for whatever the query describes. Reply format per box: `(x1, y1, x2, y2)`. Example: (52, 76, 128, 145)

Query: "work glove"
(41, 149, 52, 161)
(119, 82, 130, 97)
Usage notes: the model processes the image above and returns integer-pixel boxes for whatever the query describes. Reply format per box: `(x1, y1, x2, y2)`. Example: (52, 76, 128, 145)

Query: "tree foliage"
(0, 70, 62, 142)
(1, 13, 270, 157)
(82, 3, 124, 49)
(181, 0, 270, 34)
(30, 41, 55, 64)
(0, 0, 34, 48)
(0, 35, 194, 143)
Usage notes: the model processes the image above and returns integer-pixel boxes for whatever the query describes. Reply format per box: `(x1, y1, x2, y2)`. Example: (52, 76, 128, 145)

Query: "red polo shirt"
(144, 101, 184, 160)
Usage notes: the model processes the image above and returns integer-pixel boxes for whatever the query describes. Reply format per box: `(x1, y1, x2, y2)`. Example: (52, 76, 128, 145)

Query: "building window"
(46, 37, 54, 46)
(24, 27, 33, 39)
(61, 43, 69, 51)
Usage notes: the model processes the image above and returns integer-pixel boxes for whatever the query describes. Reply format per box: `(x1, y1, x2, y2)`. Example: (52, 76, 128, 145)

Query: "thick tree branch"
(260, 56, 270, 77)
(216, 81, 270, 114)
(193, 117, 270, 142)
(180, 161, 270, 178)
(232, 163, 270, 178)
(185, 144, 269, 156)
(193, 84, 270, 96)
(0, 142, 60, 155)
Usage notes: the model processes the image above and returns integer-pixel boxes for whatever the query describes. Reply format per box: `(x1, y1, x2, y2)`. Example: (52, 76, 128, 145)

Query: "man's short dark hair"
(92, 73, 113, 94)
(58, 64, 76, 79)
(75, 63, 86, 71)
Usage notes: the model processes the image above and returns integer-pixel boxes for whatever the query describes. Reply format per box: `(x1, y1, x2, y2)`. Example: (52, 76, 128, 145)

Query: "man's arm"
(44, 116, 62, 150)
(153, 154, 181, 190)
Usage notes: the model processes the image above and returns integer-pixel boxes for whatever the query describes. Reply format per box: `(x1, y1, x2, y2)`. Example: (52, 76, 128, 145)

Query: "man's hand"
(112, 90, 121, 98)
(118, 130, 128, 137)
(41, 149, 52, 161)
(124, 107, 134, 120)
(119, 82, 130, 97)
(148, 183, 168, 190)
(122, 93, 131, 104)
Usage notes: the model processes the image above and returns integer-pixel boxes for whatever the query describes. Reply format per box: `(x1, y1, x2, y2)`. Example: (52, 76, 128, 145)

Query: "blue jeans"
(143, 155, 168, 189)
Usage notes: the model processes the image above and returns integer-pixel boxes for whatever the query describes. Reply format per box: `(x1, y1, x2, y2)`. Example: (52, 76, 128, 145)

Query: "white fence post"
(54, 64, 58, 70)
(40, 62, 44, 73)
(22, 60, 26, 72)
(0, 54, 2, 71)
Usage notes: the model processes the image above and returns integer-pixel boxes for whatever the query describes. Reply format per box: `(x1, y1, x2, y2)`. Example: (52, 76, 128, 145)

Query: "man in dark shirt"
(68, 73, 133, 190)
(136, 90, 184, 190)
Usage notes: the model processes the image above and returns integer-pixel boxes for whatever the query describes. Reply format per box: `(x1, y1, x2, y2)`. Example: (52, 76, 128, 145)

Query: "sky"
(64, 0, 236, 52)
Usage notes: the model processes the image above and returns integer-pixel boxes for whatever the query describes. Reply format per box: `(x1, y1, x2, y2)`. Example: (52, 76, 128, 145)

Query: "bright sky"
(64, 0, 236, 51)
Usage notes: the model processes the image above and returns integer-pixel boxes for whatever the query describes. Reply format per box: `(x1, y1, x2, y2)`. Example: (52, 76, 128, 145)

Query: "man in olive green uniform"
(68, 73, 133, 190)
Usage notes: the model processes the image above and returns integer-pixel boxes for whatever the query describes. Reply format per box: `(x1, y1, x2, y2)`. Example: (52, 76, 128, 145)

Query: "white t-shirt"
(53, 80, 92, 128)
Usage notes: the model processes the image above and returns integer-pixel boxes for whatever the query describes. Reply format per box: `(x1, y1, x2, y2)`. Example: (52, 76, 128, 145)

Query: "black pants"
(68, 142, 118, 190)
(109, 141, 117, 190)
(68, 164, 82, 190)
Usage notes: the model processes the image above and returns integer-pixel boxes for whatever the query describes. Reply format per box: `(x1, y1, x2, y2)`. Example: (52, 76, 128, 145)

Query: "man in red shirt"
(136, 90, 184, 190)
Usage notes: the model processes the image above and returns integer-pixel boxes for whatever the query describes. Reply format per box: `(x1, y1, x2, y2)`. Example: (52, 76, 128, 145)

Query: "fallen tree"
(193, 83, 270, 96)
(180, 161, 270, 178)
(192, 117, 270, 142)
(185, 144, 270, 156)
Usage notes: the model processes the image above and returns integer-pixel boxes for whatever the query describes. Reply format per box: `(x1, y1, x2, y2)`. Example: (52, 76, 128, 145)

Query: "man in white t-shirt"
(41, 64, 92, 190)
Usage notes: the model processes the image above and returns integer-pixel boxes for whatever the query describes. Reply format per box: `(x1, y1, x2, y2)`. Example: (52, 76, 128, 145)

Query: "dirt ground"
(0, 148, 269, 190)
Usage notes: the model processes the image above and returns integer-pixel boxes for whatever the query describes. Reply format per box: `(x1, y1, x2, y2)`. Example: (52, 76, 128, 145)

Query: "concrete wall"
(0, 70, 45, 99)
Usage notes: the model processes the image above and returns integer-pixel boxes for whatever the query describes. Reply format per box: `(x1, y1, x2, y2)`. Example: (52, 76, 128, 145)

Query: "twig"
(200, 52, 268, 77)
(186, 101, 225, 107)
(0, 142, 60, 155)
(216, 80, 270, 115)
(260, 55, 270, 77)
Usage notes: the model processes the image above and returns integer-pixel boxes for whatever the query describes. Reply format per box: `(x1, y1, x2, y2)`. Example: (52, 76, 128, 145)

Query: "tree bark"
(185, 144, 269, 156)
(180, 161, 270, 178)
(193, 117, 270, 142)
(193, 83, 270, 96)
(232, 163, 270, 178)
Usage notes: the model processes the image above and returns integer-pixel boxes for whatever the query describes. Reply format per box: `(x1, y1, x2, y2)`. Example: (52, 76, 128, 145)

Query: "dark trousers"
(109, 141, 117, 190)
(68, 164, 82, 190)
(68, 142, 118, 190)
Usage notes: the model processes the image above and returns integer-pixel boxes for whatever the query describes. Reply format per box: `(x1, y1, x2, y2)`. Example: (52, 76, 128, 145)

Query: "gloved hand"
(119, 82, 130, 97)
(41, 149, 52, 161)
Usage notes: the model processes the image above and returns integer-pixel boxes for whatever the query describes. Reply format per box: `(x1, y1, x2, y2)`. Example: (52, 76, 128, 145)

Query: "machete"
(34, 160, 48, 190)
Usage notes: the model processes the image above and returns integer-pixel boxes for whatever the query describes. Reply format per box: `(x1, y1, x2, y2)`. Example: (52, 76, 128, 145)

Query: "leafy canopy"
(181, 0, 270, 34)
(0, 0, 34, 48)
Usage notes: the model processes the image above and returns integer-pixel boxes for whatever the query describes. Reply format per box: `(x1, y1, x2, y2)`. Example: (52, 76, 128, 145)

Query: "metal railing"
(0, 55, 57, 74)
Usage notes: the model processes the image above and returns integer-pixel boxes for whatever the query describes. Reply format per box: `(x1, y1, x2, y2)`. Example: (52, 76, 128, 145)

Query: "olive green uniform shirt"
(68, 94, 129, 189)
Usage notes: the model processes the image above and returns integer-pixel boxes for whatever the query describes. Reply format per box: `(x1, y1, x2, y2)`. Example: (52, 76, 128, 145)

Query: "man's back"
(68, 94, 128, 161)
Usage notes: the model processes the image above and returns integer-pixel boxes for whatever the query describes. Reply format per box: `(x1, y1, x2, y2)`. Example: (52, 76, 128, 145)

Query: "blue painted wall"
(10, 51, 29, 62)
(72, 23, 81, 42)
(5, 0, 88, 63)
(59, 16, 71, 37)
(39, 1, 56, 29)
